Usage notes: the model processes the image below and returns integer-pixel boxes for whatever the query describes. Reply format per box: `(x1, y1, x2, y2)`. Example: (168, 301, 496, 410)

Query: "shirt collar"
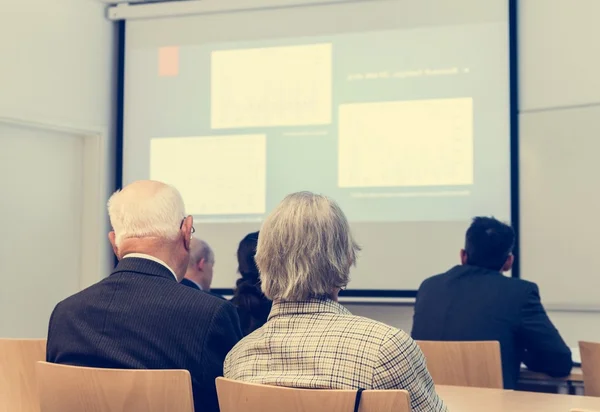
(268, 298, 352, 321)
(123, 253, 178, 281)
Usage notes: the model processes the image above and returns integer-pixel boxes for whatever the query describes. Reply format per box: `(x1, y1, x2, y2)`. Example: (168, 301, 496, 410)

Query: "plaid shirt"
(224, 298, 447, 412)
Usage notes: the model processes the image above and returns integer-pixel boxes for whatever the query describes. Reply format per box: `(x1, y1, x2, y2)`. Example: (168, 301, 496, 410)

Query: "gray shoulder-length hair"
(256, 191, 360, 301)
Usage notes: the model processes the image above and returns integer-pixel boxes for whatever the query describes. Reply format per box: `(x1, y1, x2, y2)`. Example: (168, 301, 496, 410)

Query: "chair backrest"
(36, 362, 194, 412)
(216, 378, 410, 412)
(416, 340, 503, 389)
(580, 341, 600, 396)
(0, 338, 46, 412)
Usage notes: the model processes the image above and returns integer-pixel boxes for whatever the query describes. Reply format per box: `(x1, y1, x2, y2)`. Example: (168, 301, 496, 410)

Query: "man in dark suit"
(46, 180, 242, 412)
(412, 216, 572, 389)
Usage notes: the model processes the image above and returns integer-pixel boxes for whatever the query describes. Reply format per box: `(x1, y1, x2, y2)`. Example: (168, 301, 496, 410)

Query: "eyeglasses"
(180, 217, 195, 235)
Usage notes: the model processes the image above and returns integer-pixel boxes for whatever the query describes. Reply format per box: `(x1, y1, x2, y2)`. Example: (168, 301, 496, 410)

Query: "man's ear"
(460, 249, 468, 265)
(197, 258, 206, 272)
(181, 215, 194, 251)
(502, 254, 514, 272)
(108, 231, 119, 259)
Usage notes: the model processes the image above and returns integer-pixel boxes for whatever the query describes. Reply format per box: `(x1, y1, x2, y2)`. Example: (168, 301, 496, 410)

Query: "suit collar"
(447, 264, 503, 277)
(268, 298, 351, 321)
(123, 253, 178, 280)
(181, 277, 202, 290)
(112, 257, 179, 282)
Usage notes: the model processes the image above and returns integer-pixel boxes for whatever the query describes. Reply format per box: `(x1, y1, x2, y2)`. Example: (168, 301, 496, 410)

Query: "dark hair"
(237, 231, 260, 280)
(464, 217, 515, 271)
(231, 232, 271, 335)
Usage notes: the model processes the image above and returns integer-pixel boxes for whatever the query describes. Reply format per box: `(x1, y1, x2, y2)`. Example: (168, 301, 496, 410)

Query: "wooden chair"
(580, 341, 600, 396)
(36, 362, 194, 412)
(216, 377, 410, 412)
(0, 338, 46, 412)
(416, 340, 503, 388)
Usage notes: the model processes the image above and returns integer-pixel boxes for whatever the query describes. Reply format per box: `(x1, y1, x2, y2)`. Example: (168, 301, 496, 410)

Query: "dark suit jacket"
(181, 277, 201, 290)
(180, 278, 225, 300)
(412, 265, 572, 389)
(46, 257, 243, 412)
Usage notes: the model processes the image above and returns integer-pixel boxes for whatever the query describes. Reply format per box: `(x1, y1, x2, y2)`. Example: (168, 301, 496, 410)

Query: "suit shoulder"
(498, 275, 538, 290)
(516, 278, 538, 290)
(417, 273, 448, 295)
(417, 273, 446, 289)
(47, 281, 110, 328)
(52, 280, 106, 308)
(174, 283, 236, 313)
(490, 276, 539, 303)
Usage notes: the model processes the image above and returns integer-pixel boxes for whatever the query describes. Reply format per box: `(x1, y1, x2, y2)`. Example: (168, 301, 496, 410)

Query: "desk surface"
(437, 385, 600, 412)
(520, 367, 583, 383)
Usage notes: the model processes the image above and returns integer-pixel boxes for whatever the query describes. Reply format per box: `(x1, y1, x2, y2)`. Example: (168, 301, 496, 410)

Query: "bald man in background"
(46, 180, 242, 412)
(181, 238, 215, 292)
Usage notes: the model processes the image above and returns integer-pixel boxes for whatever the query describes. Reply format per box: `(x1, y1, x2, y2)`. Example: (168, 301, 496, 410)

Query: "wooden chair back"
(580, 341, 600, 396)
(0, 338, 46, 412)
(36, 362, 194, 412)
(416, 340, 503, 389)
(216, 377, 410, 412)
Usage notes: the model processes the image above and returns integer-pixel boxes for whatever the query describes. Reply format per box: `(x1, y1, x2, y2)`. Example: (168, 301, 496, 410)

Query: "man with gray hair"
(46, 180, 242, 412)
(181, 238, 215, 292)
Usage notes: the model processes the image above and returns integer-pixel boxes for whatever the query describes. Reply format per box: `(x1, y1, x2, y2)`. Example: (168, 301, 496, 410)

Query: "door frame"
(0, 115, 108, 290)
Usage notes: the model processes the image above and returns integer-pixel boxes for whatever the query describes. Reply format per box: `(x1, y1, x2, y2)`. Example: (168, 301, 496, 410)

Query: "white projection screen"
(122, 0, 514, 296)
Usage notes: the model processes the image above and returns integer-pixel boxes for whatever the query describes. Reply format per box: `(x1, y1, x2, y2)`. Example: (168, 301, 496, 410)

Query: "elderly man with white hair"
(224, 191, 447, 412)
(46, 180, 242, 412)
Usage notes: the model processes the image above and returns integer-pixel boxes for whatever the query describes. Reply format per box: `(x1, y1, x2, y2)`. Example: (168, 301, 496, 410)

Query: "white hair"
(107, 180, 186, 247)
(256, 191, 360, 301)
(190, 237, 215, 265)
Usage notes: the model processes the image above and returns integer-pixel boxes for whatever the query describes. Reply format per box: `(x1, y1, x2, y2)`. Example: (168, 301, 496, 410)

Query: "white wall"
(518, 0, 600, 111)
(0, 1, 117, 130)
(0, 0, 117, 335)
(517, 0, 600, 346)
(350, 0, 600, 348)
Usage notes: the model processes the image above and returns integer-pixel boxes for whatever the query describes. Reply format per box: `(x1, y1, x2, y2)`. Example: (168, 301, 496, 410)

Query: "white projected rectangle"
(338, 98, 474, 188)
(150, 135, 267, 215)
(211, 43, 332, 129)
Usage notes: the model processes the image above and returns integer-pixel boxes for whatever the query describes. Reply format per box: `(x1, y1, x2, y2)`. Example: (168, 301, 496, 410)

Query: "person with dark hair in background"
(412, 216, 572, 389)
(230, 231, 272, 335)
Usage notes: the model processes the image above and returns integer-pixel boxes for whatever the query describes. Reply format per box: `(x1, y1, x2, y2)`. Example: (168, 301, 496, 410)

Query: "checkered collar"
(268, 298, 352, 320)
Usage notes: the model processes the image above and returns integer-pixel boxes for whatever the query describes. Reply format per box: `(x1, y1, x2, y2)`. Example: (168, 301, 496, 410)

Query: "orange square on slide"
(158, 46, 179, 77)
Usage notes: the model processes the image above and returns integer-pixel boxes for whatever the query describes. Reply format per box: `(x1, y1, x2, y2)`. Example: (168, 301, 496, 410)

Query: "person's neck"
(119, 238, 185, 280)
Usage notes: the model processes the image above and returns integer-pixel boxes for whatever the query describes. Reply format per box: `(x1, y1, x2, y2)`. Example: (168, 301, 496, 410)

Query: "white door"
(0, 122, 85, 338)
